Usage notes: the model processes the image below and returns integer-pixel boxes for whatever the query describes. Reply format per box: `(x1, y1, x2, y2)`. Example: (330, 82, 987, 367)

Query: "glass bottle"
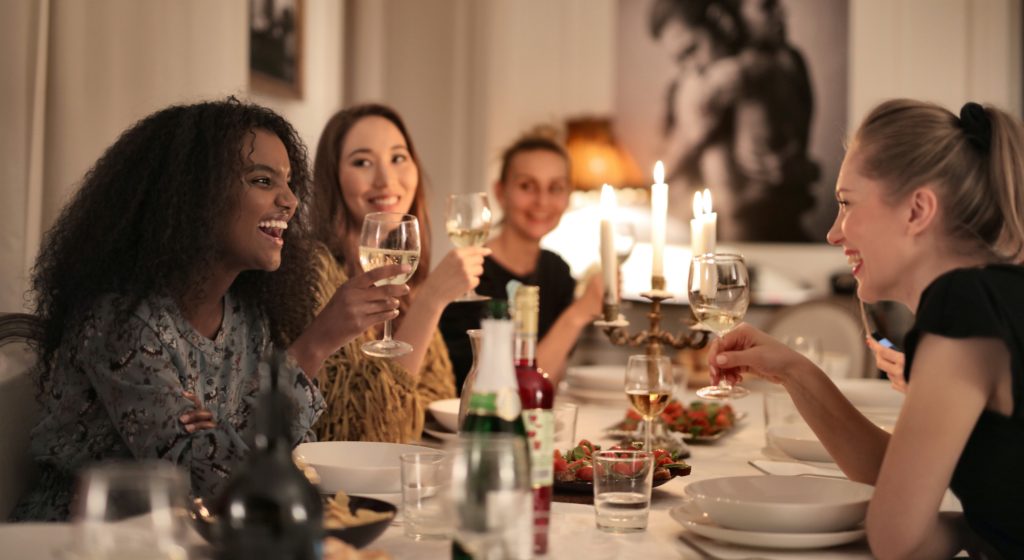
(513, 285, 553, 555)
(457, 328, 482, 430)
(215, 351, 324, 560)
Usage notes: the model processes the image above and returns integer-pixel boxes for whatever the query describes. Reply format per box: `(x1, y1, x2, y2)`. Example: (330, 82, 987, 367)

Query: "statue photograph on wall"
(250, 0, 304, 99)
(616, 0, 849, 242)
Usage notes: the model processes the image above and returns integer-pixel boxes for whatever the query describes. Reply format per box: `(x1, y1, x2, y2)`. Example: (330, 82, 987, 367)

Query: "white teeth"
(370, 196, 399, 206)
(258, 220, 288, 229)
(847, 253, 862, 268)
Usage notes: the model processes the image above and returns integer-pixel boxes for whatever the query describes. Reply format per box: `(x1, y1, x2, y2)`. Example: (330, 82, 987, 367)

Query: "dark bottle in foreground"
(215, 351, 324, 560)
(513, 285, 554, 555)
(455, 300, 531, 559)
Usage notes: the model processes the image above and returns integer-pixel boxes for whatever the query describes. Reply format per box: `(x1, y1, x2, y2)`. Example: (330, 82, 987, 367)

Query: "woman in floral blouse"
(11, 99, 407, 521)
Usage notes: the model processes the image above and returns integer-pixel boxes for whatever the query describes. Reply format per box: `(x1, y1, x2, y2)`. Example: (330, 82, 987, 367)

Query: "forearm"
(868, 511, 971, 560)
(288, 314, 342, 377)
(782, 361, 890, 483)
(393, 294, 446, 379)
(537, 302, 591, 386)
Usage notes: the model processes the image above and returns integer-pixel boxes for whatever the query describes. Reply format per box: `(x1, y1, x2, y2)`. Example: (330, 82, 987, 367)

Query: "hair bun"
(959, 102, 992, 152)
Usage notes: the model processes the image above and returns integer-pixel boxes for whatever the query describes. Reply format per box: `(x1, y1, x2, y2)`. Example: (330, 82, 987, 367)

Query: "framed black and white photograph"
(250, 0, 304, 99)
(616, 0, 849, 243)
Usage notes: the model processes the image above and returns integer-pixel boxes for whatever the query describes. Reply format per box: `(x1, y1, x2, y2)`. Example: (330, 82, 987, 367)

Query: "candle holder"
(594, 289, 711, 358)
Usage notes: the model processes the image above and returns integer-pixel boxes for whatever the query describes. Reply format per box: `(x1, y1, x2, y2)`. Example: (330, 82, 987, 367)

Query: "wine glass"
(445, 192, 492, 302)
(359, 212, 421, 358)
(73, 461, 190, 560)
(450, 433, 532, 560)
(614, 221, 637, 266)
(687, 253, 751, 399)
(624, 354, 674, 452)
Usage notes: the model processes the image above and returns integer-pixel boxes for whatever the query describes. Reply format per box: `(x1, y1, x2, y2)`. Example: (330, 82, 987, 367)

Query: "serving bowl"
(294, 441, 434, 494)
(767, 423, 832, 463)
(684, 475, 873, 533)
(426, 398, 461, 433)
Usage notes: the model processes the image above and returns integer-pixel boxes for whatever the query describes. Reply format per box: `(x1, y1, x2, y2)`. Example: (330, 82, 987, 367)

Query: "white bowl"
(768, 423, 832, 463)
(685, 475, 873, 533)
(427, 398, 461, 432)
(294, 441, 434, 494)
(564, 365, 623, 392)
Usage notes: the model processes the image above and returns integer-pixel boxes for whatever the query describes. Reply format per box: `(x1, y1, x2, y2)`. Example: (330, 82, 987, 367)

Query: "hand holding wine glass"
(359, 212, 421, 358)
(687, 253, 751, 399)
(624, 354, 674, 452)
(445, 193, 493, 302)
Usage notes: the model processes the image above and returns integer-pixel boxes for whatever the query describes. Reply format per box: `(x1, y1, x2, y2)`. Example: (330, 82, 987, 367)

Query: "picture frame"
(249, 0, 304, 99)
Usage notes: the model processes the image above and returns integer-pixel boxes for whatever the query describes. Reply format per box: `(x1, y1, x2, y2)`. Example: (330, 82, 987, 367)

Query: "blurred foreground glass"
(73, 461, 189, 560)
(451, 433, 532, 560)
(400, 452, 454, 540)
(687, 253, 751, 399)
(592, 450, 654, 533)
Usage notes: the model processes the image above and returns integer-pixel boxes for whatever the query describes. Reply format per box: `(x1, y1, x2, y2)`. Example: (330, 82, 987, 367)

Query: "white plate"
(683, 475, 873, 533)
(670, 506, 866, 550)
(423, 425, 459, 442)
(565, 365, 624, 392)
(768, 423, 832, 463)
(560, 384, 627, 405)
(295, 441, 435, 494)
(427, 398, 461, 432)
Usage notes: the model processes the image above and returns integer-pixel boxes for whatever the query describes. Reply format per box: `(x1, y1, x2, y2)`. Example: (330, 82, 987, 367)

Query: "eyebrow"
(244, 163, 291, 179)
(345, 145, 409, 159)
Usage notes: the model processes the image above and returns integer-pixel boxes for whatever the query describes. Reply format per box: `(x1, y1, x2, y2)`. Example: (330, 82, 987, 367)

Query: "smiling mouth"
(847, 252, 863, 275)
(258, 219, 288, 244)
(368, 195, 400, 209)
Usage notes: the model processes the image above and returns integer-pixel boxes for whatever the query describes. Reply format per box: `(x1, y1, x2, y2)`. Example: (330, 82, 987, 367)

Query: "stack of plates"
(424, 398, 460, 441)
(560, 365, 627, 405)
(671, 475, 872, 549)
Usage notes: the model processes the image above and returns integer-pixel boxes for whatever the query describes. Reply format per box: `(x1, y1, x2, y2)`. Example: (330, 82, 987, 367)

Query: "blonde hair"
(852, 99, 1024, 262)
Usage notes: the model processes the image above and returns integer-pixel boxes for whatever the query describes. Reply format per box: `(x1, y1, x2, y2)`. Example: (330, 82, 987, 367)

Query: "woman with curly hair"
(310, 104, 487, 442)
(11, 98, 407, 521)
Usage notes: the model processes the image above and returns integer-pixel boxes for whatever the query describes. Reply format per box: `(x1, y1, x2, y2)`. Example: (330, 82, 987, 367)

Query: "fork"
(677, 532, 774, 560)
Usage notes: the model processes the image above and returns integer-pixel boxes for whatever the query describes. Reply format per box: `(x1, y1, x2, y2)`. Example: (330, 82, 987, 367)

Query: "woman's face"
(338, 115, 418, 225)
(826, 148, 909, 303)
(222, 128, 297, 273)
(495, 149, 571, 243)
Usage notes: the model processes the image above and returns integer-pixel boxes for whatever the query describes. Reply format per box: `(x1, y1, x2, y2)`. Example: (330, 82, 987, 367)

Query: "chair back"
(0, 313, 42, 518)
(765, 298, 873, 379)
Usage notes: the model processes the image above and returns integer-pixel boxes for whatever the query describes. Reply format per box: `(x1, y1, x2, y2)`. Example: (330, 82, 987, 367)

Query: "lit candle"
(651, 161, 668, 282)
(690, 188, 717, 256)
(599, 184, 619, 305)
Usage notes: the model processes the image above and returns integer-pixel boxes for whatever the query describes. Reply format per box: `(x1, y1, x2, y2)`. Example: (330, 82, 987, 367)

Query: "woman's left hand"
(422, 247, 491, 305)
(866, 337, 907, 393)
(576, 273, 604, 320)
(180, 391, 216, 433)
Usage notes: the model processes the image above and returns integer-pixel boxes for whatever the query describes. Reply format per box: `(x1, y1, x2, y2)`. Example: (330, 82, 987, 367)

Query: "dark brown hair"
(311, 103, 431, 289)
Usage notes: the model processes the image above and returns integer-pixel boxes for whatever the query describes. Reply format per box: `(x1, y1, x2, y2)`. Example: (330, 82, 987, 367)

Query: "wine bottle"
(512, 285, 553, 555)
(455, 300, 532, 560)
(215, 351, 324, 560)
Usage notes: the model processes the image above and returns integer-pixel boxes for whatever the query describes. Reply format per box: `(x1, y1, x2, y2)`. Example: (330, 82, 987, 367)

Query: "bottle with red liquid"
(513, 285, 554, 555)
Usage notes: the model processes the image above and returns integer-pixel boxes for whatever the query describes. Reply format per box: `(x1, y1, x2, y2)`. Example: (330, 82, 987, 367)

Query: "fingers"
(179, 407, 216, 433)
(182, 390, 202, 408)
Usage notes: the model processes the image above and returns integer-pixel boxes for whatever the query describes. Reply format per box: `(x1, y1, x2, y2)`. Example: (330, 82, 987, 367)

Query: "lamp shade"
(565, 117, 643, 190)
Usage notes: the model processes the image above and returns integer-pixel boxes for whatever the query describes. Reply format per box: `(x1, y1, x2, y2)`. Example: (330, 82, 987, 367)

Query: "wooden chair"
(0, 313, 43, 518)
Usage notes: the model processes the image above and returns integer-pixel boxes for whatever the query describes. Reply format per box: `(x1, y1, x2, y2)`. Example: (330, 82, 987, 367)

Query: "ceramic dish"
(295, 441, 434, 494)
(564, 365, 624, 392)
(669, 505, 866, 549)
(426, 398, 461, 433)
(684, 475, 873, 533)
(767, 423, 832, 463)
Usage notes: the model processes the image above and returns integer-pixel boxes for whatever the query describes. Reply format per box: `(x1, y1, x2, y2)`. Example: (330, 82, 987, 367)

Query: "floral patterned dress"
(10, 293, 324, 521)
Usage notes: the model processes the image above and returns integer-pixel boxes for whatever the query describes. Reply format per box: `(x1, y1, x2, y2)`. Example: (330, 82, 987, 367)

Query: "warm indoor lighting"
(565, 117, 643, 190)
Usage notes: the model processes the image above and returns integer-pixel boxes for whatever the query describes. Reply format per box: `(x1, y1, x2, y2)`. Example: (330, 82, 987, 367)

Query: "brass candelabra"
(594, 274, 711, 358)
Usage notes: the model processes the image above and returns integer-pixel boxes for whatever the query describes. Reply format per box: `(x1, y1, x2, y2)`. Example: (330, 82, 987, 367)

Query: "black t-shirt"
(438, 250, 576, 391)
(903, 265, 1024, 558)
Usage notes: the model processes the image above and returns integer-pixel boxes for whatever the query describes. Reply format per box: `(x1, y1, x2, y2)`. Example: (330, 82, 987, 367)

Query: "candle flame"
(693, 191, 703, 218)
(703, 188, 713, 214)
(600, 183, 617, 216)
(654, 161, 665, 185)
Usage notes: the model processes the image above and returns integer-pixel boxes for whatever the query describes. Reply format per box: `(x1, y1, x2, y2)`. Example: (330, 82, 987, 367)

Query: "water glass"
(552, 402, 578, 453)
(592, 450, 654, 533)
(73, 461, 190, 560)
(764, 389, 802, 451)
(400, 452, 453, 540)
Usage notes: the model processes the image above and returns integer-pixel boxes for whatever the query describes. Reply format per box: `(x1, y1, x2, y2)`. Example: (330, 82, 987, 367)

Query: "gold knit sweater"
(311, 246, 456, 443)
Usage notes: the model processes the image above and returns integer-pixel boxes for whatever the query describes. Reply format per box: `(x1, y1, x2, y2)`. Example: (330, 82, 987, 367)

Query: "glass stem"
(644, 416, 652, 452)
(382, 318, 394, 342)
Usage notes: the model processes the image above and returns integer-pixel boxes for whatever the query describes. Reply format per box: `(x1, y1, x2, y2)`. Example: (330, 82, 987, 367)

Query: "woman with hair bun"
(708, 99, 1024, 558)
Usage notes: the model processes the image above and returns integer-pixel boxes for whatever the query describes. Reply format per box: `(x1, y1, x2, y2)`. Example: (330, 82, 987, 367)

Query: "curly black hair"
(30, 97, 319, 380)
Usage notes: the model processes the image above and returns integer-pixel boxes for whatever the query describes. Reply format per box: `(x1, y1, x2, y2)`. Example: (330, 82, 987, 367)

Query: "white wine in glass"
(624, 354, 674, 452)
(445, 192, 492, 302)
(688, 253, 750, 399)
(359, 212, 421, 358)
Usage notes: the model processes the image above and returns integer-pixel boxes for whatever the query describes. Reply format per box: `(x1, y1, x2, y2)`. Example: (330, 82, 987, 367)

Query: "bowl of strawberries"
(553, 439, 691, 494)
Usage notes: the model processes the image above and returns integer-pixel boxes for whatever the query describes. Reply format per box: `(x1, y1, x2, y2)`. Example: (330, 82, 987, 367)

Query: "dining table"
(0, 384, 962, 560)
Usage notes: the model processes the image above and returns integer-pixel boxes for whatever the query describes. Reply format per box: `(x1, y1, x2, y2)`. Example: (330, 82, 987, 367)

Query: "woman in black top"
(708, 99, 1024, 559)
(440, 132, 603, 389)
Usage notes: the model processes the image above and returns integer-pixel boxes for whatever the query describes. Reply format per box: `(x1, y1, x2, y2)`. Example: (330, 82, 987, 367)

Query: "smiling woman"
(9, 98, 407, 522)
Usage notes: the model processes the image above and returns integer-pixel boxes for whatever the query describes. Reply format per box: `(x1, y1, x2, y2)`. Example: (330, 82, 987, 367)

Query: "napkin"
(749, 459, 847, 479)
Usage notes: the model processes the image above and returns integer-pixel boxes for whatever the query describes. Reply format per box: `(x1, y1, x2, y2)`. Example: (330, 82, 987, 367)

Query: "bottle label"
(494, 387, 523, 422)
(522, 408, 554, 486)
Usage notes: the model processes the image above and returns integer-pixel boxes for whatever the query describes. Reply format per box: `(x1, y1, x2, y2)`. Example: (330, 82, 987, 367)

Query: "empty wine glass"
(624, 354, 674, 452)
(687, 253, 751, 399)
(450, 433, 532, 560)
(73, 461, 190, 560)
(359, 212, 421, 358)
(446, 192, 492, 302)
(614, 221, 637, 266)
